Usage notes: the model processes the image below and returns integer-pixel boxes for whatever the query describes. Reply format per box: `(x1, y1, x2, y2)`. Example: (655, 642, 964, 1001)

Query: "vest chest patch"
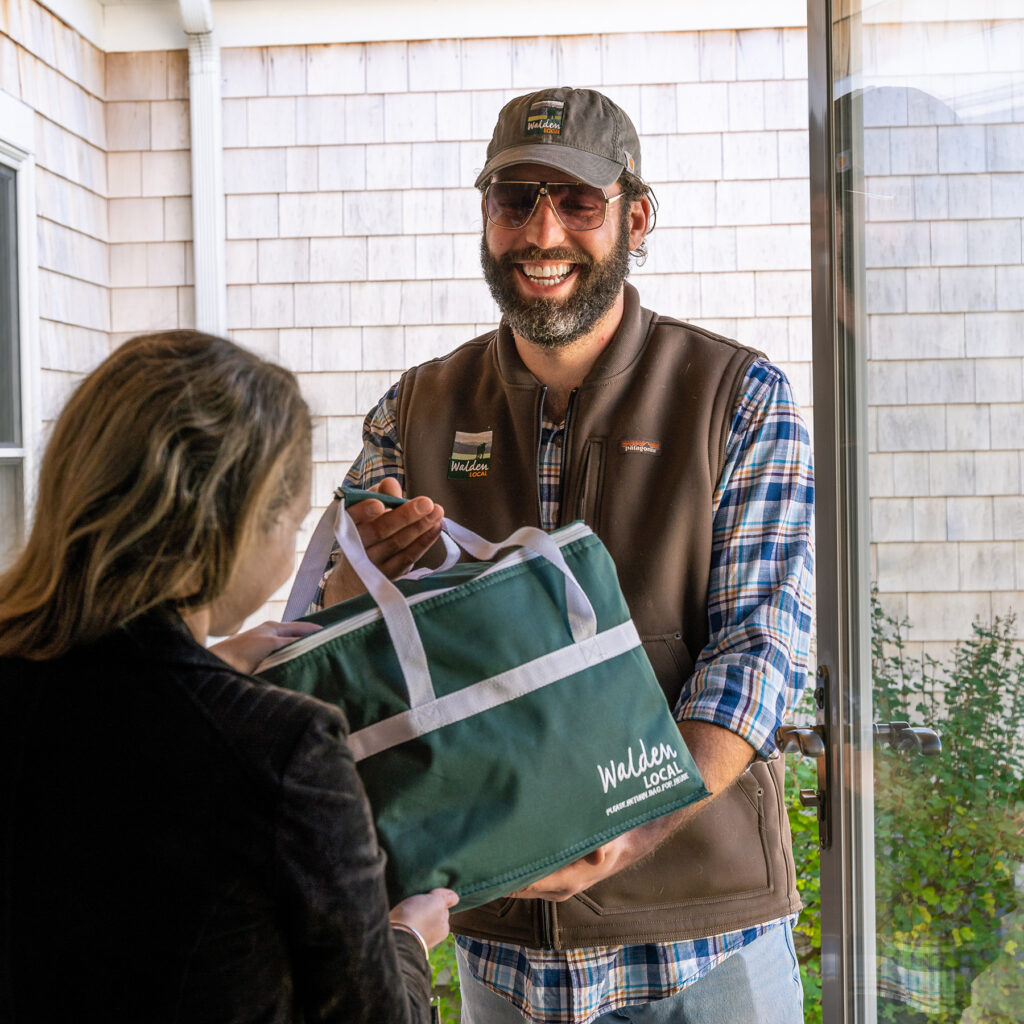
(448, 430, 493, 479)
(619, 438, 661, 456)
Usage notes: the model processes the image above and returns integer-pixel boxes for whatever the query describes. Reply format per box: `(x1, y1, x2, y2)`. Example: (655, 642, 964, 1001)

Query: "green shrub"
(430, 935, 461, 1023)
(785, 600, 1024, 1023)
(871, 601, 1024, 1021)
(787, 729, 824, 1024)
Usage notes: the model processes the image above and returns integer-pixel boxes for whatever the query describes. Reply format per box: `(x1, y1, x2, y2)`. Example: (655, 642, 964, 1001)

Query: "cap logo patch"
(448, 430, 493, 479)
(525, 99, 565, 137)
(623, 149, 635, 173)
(620, 438, 661, 455)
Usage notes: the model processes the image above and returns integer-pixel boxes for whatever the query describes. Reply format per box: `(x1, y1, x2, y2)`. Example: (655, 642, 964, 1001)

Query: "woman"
(0, 330, 456, 1022)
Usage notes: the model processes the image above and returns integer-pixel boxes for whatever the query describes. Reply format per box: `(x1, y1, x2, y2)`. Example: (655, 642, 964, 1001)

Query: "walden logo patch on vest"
(525, 99, 564, 136)
(620, 438, 661, 456)
(448, 430, 493, 479)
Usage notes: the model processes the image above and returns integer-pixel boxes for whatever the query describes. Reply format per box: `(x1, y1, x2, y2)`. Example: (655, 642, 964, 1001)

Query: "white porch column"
(179, 0, 226, 335)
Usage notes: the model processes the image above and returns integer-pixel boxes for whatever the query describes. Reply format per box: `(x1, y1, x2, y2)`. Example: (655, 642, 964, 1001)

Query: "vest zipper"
(535, 386, 547, 527)
(540, 896, 556, 949)
(540, 383, 567, 951)
(557, 387, 579, 528)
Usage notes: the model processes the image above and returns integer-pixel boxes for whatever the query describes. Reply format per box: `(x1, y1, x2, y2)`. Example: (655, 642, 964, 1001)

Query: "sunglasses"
(483, 181, 625, 231)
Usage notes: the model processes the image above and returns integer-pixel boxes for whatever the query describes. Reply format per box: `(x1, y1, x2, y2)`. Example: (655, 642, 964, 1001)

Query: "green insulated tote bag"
(257, 489, 709, 910)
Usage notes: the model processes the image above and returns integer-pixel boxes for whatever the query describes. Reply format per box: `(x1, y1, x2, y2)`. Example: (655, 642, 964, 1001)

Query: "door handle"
(780, 672, 944, 853)
(775, 723, 829, 841)
(873, 720, 942, 756)
(776, 724, 826, 759)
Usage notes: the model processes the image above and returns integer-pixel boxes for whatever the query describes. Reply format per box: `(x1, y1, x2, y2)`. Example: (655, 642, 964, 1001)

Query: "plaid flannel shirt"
(339, 356, 814, 1024)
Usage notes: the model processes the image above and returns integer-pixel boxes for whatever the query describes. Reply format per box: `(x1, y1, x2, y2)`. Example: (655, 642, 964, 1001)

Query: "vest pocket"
(573, 439, 605, 531)
(461, 896, 517, 919)
(571, 762, 775, 915)
(641, 632, 694, 704)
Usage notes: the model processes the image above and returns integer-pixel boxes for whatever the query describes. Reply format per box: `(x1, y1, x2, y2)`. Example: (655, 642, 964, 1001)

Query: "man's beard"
(480, 209, 631, 349)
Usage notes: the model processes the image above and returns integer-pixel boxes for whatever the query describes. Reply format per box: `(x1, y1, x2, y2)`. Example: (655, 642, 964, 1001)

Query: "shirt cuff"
(674, 662, 788, 760)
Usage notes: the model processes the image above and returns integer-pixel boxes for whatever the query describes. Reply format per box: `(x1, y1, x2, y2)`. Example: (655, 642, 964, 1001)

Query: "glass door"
(808, 1, 1024, 1020)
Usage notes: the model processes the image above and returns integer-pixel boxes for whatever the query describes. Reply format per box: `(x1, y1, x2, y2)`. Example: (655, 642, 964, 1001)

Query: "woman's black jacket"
(0, 609, 431, 1023)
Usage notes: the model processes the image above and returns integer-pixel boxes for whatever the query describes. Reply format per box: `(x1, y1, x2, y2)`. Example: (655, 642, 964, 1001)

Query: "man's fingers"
(360, 502, 443, 555)
(371, 476, 404, 499)
(346, 498, 388, 527)
(349, 496, 438, 539)
(375, 520, 444, 577)
(341, 490, 445, 578)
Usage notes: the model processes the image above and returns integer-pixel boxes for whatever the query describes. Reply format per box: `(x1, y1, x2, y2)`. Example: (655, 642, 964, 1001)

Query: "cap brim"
(474, 144, 623, 190)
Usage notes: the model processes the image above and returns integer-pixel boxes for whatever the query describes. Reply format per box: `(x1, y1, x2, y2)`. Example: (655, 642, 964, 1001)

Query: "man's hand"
(510, 835, 634, 902)
(511, 721, 756, 902)
(210, 619, 322, 673)
(323, 477, 444, 605)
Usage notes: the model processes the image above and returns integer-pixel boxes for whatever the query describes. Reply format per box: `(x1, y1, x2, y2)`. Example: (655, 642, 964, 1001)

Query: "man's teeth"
(521, 263, 574, 285)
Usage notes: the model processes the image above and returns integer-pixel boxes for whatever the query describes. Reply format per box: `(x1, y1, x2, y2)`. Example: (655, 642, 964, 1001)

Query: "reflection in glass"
(833, 7, 1024, 1021)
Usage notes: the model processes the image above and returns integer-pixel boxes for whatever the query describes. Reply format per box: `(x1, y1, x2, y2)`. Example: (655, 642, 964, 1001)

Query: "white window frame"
(1, 92, 42, 541)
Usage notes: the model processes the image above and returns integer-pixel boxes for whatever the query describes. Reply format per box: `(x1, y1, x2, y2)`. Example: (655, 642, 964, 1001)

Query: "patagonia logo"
(525, 99, 564, 137)
(448, 430, 492, 479)
(620, 439, 661, 455)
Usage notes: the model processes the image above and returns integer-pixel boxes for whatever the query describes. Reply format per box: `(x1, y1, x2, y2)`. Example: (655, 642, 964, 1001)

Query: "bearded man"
(322, 88, 815, 1024)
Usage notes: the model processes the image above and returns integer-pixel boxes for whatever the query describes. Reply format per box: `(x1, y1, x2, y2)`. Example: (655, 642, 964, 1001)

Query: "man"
(325, 87, 814, 1023)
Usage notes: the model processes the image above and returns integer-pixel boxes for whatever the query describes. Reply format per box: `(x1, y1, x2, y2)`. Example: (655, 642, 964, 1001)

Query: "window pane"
(0, 460, 22, 569)
(0, 162, 20, 446)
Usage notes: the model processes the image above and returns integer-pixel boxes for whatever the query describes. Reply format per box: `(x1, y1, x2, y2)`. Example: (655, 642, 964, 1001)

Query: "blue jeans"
(457, 920, 804, 1023)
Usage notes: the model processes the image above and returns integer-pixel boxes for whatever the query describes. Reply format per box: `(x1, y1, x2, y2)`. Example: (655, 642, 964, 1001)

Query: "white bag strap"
(439, 519, 596, 643)
(334, 505, 437, 709)
(283, 495, 460, 620)
(331, 503, 598, 710)
(400, 532, 460, 578)
(283, 500, 340, 621)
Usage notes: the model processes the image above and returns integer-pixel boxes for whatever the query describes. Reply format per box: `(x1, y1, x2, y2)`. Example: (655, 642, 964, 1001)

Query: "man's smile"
(517, 261, 579, 289)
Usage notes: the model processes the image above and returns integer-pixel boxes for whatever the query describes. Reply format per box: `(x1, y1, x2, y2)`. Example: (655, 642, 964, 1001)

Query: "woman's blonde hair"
(0, 330, 311, 659)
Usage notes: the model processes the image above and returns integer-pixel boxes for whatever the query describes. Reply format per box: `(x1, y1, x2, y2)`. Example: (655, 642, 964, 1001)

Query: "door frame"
(806, 0, 877, 1020)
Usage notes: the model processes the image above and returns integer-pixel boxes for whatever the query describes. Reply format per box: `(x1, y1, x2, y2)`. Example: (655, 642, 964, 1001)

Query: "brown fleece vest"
(394, 283, 801, 949)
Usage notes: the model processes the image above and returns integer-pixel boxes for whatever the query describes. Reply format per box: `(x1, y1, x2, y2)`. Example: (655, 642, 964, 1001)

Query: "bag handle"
(289, 489, 598, 710)
(436, 518, 596, 645)
(334, 505, 437, 709)
(283, 487, 460, 620)
(335, 489, 596, 646)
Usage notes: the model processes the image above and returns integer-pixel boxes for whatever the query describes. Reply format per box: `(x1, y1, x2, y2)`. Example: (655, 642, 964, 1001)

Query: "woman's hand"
(389, 888, 460, 950)
(209, 620, 321, 673)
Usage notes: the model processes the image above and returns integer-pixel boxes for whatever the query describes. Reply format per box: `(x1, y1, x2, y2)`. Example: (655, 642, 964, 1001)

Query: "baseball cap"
(474, 87, 642, 191)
